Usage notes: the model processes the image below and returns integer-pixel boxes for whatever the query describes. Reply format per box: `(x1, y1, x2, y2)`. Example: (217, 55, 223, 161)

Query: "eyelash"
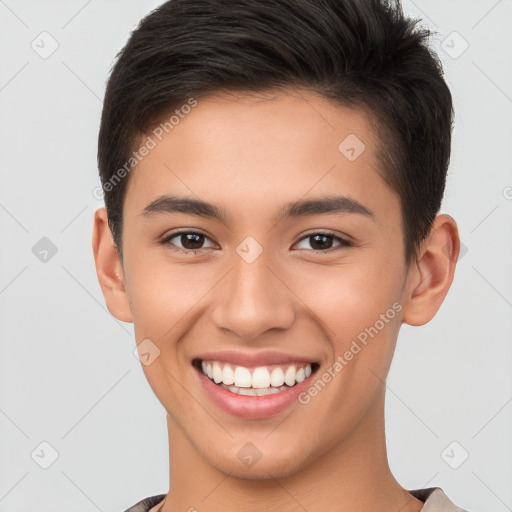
(160, 230, 353, 255)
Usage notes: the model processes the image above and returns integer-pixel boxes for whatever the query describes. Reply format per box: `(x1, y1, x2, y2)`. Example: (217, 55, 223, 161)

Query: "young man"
(92, 0, 470, 510)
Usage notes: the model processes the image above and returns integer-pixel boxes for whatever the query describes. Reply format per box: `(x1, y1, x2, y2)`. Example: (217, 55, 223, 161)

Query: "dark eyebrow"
(141, 195, 227, 222)
(141, 194, 374, 223)
(276, 195, 374, 221)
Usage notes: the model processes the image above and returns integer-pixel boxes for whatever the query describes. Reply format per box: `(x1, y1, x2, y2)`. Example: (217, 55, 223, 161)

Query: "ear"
(92, 207, 133, 323)
(401, 214, 460, 326)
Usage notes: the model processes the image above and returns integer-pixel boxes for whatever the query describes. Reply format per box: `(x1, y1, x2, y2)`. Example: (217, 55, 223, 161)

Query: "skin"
(92, 88, 460, 512)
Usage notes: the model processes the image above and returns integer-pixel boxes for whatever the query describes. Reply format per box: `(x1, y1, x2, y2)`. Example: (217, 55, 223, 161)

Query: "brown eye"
(295, 232, 352, 252)
(177, 233, 205, 250)
(162, 231, 217, 253)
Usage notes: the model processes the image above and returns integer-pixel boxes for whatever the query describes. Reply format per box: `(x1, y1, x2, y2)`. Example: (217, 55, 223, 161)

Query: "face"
(116, 89, 412, 478)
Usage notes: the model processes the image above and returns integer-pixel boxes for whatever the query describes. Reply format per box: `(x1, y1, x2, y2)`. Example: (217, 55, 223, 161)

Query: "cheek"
(297, 279, 402, 444)
(289, 258, 403, 341)
(125, 255, 217, 338)
(294, 260, 403, 412)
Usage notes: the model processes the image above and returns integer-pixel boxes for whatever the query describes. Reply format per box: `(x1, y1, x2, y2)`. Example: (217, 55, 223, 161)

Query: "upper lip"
(193, 350, 318, 368)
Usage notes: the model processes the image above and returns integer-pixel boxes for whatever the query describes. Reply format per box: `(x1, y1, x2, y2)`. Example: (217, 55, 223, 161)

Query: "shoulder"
(122, 494, 166, 512)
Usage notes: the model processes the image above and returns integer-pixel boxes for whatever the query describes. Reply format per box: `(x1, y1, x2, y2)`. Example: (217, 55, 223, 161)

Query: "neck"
(159, 389, 423, 512)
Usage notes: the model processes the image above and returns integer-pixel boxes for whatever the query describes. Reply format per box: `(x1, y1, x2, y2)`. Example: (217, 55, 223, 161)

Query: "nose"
(210, 253, 296, 341)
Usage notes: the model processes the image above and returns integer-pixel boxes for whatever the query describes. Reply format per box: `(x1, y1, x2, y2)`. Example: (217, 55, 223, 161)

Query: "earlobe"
(401, 214, 460, 326)
(92, 207, 133, 323)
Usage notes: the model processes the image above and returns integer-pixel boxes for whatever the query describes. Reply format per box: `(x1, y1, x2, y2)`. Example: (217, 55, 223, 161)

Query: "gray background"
(0, 1, 511, 511)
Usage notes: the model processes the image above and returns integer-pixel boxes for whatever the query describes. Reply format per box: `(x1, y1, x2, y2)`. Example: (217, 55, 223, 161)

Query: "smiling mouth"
(192, 358, 320, 396)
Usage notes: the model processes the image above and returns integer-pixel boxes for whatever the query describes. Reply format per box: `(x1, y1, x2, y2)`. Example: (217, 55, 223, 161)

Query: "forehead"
(124, 88, 399, 227)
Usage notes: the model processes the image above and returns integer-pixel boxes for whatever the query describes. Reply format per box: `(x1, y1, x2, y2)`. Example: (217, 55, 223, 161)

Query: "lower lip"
(195, 366, 315, 419)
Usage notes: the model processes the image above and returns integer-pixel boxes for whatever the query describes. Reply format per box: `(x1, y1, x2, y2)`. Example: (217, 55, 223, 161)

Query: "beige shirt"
(409, 488, 469, 511)
(124, 487, 470, 511)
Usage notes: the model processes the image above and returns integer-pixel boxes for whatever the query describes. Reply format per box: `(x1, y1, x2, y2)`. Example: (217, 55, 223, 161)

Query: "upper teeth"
(201, 361, 312, 388)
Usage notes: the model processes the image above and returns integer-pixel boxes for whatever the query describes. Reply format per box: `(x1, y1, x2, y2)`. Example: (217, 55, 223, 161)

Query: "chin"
(203, 440, 315, 481)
